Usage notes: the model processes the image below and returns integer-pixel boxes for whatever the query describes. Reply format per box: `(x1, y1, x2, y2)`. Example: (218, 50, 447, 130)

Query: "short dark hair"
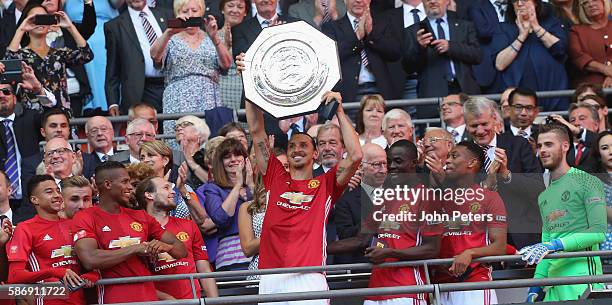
(94, 161, 127, 187)
(27, 174, 55, 199)
(537, 122, 572, 145)
(219, 0, 251, 15)
(573, 82, 604, 103)
(41, 108, 70, 127)
(508, 87, 538, 107)
(388, 139, 418, 162)
(456, 141, 486, 170)
(135, 176, 158, 210)
(218, 122, 247, 138)
(290, 131, 317, 150)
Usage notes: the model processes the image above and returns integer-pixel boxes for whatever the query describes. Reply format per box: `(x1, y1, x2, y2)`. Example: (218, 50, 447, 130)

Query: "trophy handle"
(318, 99, 339, 121)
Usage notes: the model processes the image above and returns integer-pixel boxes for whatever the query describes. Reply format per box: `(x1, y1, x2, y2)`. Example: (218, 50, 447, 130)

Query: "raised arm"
(330, 92, 363, 186)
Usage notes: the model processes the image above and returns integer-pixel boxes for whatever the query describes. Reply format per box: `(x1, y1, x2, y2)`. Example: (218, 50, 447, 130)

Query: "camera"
(34, 14, 59, 25)
(0, 59, 22, 86)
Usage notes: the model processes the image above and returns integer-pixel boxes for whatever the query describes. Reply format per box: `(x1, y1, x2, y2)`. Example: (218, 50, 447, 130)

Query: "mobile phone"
(34, 14, 59, 25)
(168, 17, 202, 28)
(419, 21, 431, 35)
(59, 278, 86, 292)
(0, 59, 22, 85)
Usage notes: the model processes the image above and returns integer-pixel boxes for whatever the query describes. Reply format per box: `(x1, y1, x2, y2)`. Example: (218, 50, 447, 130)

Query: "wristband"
(516, 37, 525, 44)
(537, 30, 546, 39)
(510, 44, 520, 53)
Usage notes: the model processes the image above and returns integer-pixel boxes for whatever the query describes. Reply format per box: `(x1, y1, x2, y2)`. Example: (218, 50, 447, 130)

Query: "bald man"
(334, 144, 387, 263)
(420, 128, 454, 183)
(84, 116, 115, 166)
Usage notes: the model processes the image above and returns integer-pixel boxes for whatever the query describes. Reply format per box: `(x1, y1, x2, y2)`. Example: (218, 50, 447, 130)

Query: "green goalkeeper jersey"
(535, 167, 606, 301)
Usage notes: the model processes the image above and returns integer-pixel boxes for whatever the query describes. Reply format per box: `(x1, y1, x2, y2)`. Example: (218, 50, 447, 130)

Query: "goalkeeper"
(519, 123, 606, 302)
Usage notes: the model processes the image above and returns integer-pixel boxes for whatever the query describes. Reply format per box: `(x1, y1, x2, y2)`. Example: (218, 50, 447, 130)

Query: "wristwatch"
(181, 193, 191, 201)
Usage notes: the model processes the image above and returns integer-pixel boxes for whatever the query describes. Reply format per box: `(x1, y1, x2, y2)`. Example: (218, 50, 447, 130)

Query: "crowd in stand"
(0, 0, 611, 304)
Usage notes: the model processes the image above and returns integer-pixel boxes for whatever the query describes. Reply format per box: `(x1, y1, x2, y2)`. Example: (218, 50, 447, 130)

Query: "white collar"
(128, 5, 153, 19)
(96, 148, 114, 160)
(0, 206, 12, 223)
(488, 134, 497, 148)
(447, 124, 466, 135)
(510, 124, 532, 137)
(129, 154, 141, 164)
(0, 113, 16, 122)
(256, 13, 278, 26)
(347, 12, 360, 25)
(403, 2, 425, 13)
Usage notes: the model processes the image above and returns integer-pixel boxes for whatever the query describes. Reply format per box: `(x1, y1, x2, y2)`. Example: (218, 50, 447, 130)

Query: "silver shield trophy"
(242, 21, 341, 119)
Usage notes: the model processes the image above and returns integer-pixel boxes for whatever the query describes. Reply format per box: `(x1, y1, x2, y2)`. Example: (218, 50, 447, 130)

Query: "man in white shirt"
(85, 116, 115, 165)
(314, 123, 345, 176)
(441, 93, 471, 143)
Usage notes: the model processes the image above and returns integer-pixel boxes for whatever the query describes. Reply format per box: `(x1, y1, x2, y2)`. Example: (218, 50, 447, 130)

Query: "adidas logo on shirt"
(43, 234, 53, 241)
(102, 226, 111, 232)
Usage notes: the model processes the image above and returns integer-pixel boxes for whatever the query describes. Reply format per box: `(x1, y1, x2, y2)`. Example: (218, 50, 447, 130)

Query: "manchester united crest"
(130, 222, 143, 232)
(470, 202, 481, 213)
(308, 179, 320, 189)
(176, 231, 190, 242)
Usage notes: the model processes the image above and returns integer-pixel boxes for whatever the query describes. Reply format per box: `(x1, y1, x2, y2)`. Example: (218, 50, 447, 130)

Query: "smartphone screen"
(34, 14, 58, 25)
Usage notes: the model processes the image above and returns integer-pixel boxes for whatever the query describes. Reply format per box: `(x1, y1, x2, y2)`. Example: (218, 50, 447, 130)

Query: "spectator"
(464, 97, 543, 249)
(104, 0, 174, 116)
(42, 137, 77, 183)
(314, 123, 345, 176)
(356, 94, 387, 148)
(0, 171, 14, 224)
(334, 143, 386, 264)
(72, 161, 187, 303)
(6, 175, 99, 303)
(435, 141, 507, 305)
(547, 108, 599, 169)
(197, 137, 253, 270)
(441, 93, 471, 143)
(203, 136, 226, 175)
(137, 176, 219, 299)
(59, 175, 93, 219)
(493, 0, 569, 111)
(84, 116, 115, 165)
(520, 123, 606, 302)
(218, 0, 249, 113)
(6, 4, 94, 110)
(568, 0, 611, 87)
(569, 102, 600, 133)
(218, 122, 248, 150)
(126, 162, 156, 209)
(403, 0, 481, 119)
(590, 131, 612, 260)
(139, 140, 191, 218)
(0, 0, 27, 56)
(573, 82, 605, 102)
(579, 94, 609, 131)
(383, 108, 414, 145)
(151, 0, 232, 138)
(322, 0, 401, 105)
(278, 115, 307, 142)
(237, 172, 266, 280)
(289, 0, 346, 29)
(504, 87, 540, 142)
(176, 115, 211, 188)
(110, 118, 156, 164)
(550, 0, 580, 27)
(42, 0, 97, 117)
(420, 127, 454, 183)
(499, 86, 515, 121)
(128, 102, 159, 130)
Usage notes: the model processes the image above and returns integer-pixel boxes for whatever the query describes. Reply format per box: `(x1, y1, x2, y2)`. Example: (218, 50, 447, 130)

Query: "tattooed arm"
(246, 99, 270, 175)
(324, 92, 362, 186)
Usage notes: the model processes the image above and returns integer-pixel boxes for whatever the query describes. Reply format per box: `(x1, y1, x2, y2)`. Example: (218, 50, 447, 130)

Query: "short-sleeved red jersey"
(6, 215, 84, 305)
(365, 184, 443, 301)
(153, 216, 208, 299)
(71, 206, 165, 303)
(260, 155, 347, 269)
(434, 185, 507, 283)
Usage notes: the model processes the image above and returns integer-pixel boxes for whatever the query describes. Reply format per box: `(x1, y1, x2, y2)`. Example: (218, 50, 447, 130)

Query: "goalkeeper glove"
(518, 239, 564, 265)
(526, 286, 544, 303)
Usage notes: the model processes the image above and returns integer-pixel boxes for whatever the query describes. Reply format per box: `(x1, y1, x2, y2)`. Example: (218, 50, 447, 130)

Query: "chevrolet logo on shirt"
(280, 192, 314, 205)
(51, 245, 73, 258)
(109, 236, 141, 249)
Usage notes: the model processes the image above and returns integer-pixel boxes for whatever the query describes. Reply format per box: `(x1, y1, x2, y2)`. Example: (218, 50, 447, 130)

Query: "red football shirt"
(153, 216, 208, 299)
(434, 185, 507, 283)
(365, 184, 443, 301)
(71, 206, 166, 303)
(260, 155, 347, 269)
(6, 215, 84, 305)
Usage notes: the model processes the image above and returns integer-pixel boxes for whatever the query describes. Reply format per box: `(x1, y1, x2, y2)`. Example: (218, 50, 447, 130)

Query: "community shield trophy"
(242, 21, 341, 119)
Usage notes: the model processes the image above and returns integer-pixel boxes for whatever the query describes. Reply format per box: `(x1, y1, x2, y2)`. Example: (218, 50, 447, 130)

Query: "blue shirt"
(427, 14, 456, 77)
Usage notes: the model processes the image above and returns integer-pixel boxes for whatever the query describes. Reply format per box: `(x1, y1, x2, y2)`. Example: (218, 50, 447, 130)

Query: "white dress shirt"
(96, 148, 115, 162)
(402, 2, 426, 28)
(130, 154, 141, 164)
(286, 117, 305, 139)
(252, 4, 281, 19)
(128, 6, 163, 78)
(256, 12, 280, 28)
(447, 124, 466, 143)
(0, 113, 22, 199)
(346, 12, 376, 84)
(0, 208, 12, 224)
(510, 124, 532, 139)
(489, 0, 506, 22)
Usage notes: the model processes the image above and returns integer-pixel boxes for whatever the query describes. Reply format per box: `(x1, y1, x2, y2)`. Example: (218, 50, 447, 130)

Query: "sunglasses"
(0, 88, 13, 96)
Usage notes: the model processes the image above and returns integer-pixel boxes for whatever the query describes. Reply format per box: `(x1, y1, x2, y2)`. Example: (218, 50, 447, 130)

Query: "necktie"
(575, 142, 585, 165)
(518, 129, 529, 139)
(3, 120, 19, 198)
(450, 129, 460, 142)
(149, 0, 156, 8)
(494, 0, 505, 19)
(101, 154, 108, 162)
(353, 19, 369, 68)
(261, 19, 270, 28)
(139, 11, 158, 46)
(321, 0, 332, 23)
(290, 123, 300, 136)
(481, 144, 493, 172)
(436, 18, 454, 81)
(410, 8, 420, 26)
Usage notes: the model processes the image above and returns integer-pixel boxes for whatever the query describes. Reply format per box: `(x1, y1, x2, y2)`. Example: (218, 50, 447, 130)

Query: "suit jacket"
(0, 2, 18, 58)
(104, 7, 174, 114)
(334, 185, 373, 263)
(322, 14, 402, 103)
(468, 0, 504, 92)
(288, 0, 346, 29)
(567, 130, 597, 170)
(402, 15, 482, 98)
(313, 166, 325, 177)
(0, 105, 42, 165)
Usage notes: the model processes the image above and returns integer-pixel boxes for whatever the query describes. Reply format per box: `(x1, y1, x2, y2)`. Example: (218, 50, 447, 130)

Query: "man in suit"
(104, 0, 174, 116)
(442, 93, 471, 143)
(314, 123, 345, 177)
(566, 104, 600, 169)
(464, 97, 543, 249)
(402, 0, 481, 119)
(0, 0, 31, 56)
(322, 0, 401, 105)
(335, 143, 386, 263)
(468, 0, 506, 93)
(110, 118, 156, 164)
(503, 88, 540, 150)
(288, 0, 346, 29)
(383, 108, 414, 145)
(84, 116, 115, 167)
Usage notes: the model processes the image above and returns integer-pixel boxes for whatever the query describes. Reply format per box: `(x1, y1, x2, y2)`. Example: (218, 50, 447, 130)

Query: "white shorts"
(258, 273, 329, 305)
(439, 289, 498, 305)
(364, 298, 427, 305)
